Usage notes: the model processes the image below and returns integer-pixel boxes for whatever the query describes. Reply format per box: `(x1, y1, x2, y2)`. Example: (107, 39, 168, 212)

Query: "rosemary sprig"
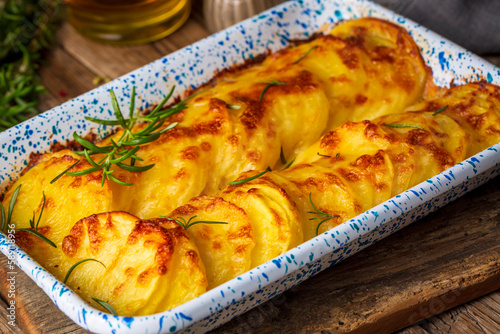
(92, 298, 117, 316)
(11, 188, 57, 248)
(292, 45, 318, 64)
(52, 87, 208, 186)
(316, 153, 340, 158)
(29, 191, 45, 230)
(382, 123, 424, 130)
(50, 160, 80, 184)
(259, 79, 287, 102)
(64, 258, 106, 284)
(228, 170, 269, 185)
(280, 147, 287, 165)
(0, 0, 62, 131)
(16, 228, 56, 248)
(1, 184, 21, 231)
(308, 193, 340, 236)
(162, 215, 228, 230)
(432, 105, 448, 116)
(284, 158, 295, 169)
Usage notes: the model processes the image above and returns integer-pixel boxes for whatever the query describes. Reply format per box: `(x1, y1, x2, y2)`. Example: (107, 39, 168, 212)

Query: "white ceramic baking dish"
(1, 0, 499, 333)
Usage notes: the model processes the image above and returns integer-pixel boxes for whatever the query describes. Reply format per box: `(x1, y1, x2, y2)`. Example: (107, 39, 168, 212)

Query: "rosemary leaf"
(109, 90, 128, 130)
(83, 117, 122, 126)
(107, 174, 133, 186)
(317, 152, 331, 158)
(284, 158, 295, 169)
(92, 298, 117, 316)
(109, 146, 140, 164)
(64, 258, 105, 284)
(292, 45, 318, 65)
(66, 166, 102, 177)
(7, 185, 21, 228)
(17, 228, 56, 248)
(73, 133, 111, 153)
(382, 123, 424, 130)
(35, 192, 46, 231)
(162, 215, 228, 230)
(259, 79, 286, 102)
(50, 160, 80, 184)
(432, 105, 448, 116)
(315, 218, 331, 236)
(116, 162, 155, 173)
(0, 205, 5, 231)
(121, 132, 161, 146)
(308, 193, 340, 236)
(280, 147, 287, 165)
(228, 170, 269, 185)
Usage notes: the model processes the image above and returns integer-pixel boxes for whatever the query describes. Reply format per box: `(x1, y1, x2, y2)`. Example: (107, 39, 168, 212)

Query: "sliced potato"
(221, 172, 303, 267)
(167, 195, 255, 289)
(60, 212, 207, 316)
(3, 150, 113, 276)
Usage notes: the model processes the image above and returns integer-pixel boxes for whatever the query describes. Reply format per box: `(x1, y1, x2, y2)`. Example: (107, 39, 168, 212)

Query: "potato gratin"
(2, 18, 500, 316)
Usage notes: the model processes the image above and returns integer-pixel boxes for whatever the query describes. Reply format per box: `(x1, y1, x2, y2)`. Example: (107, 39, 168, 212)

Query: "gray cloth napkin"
(373, 0, 500, 55)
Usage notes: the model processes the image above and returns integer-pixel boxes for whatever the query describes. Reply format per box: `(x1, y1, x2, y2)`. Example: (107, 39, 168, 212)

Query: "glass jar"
(65, 0, 191, 45)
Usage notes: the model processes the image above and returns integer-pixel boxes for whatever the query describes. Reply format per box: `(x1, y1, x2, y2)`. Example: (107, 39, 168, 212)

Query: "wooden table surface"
(2, 1, 500, 333)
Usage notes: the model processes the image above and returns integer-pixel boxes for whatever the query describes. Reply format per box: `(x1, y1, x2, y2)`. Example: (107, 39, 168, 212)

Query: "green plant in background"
(0, 0, 62, 132)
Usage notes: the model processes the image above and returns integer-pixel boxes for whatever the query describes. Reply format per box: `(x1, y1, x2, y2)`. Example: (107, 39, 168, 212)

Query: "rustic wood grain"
(0, 295, 23, 334)
(0, 255, 86, 334)
(3, 2, 500, 333)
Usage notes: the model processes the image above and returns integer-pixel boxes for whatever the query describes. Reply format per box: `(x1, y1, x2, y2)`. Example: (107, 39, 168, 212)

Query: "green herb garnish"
(12, 188, 57, 248)
(280, 147, 287, 165)
(382, 123, 424, 130)
(162, 215, 228, 230)
(292, 45, 318, 65)
(308, 193, 340, 236)
(259, 79, 287, 102)
(317, 153, 331, 158)
(0, 0, 62, 131)
(64, 258, 106, 284)
(432, 105, 448, 116)
(228, 169, 269, 185)
(16, 228, 56, 248)
(29, 191, 45, 230)
(50, 160, 81, 184)
(284, 158, 295, 169)
(1, 184, 21, 231)
(52, 87, 209, 186)
(92, 298, 117, 315)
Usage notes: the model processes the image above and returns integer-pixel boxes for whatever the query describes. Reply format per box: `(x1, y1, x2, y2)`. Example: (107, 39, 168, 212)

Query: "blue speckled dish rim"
(1, 0, 500, 333)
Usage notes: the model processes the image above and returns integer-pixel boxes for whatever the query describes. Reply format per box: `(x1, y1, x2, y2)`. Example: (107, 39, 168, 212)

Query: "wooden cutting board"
(2, 2, 500, 333)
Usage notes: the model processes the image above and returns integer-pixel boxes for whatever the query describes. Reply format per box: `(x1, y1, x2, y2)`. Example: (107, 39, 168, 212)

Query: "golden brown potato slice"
(275, 164, 360, 239)
(167, 195, 254, 289)
(3, 150, 113, 276)
(405, 82, 500, 156)
(376, 112, 467, 191)
(60, 212, 207, 316)
(294, 17, 428, 130)
(221, 172, 303, 266)
(296, 121, 412, 198)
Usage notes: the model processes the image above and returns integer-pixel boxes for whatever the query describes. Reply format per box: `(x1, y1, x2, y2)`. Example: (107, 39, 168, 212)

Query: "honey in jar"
(65, 0, 191, 45)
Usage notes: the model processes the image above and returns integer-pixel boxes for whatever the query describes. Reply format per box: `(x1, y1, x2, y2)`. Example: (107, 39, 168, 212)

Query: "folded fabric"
(373, 0, 500, 55)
